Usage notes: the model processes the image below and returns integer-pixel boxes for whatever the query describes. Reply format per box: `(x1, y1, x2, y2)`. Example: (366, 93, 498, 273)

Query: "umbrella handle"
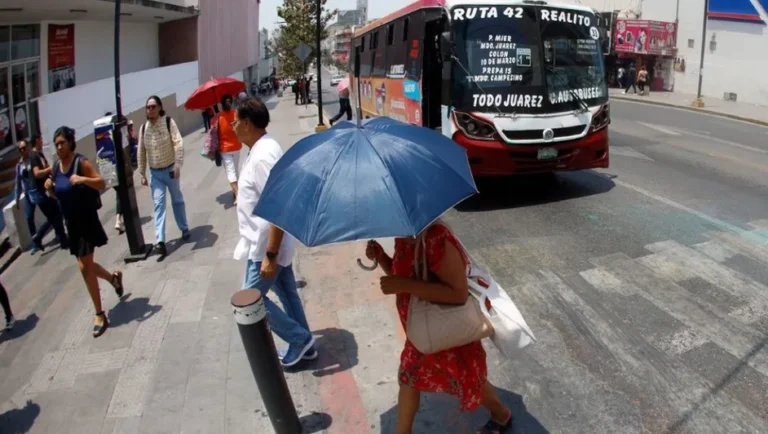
(357, 258, 378, 271)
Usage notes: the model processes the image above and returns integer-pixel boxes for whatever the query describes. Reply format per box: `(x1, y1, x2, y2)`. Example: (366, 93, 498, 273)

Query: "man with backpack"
(137, 95, 190, 257)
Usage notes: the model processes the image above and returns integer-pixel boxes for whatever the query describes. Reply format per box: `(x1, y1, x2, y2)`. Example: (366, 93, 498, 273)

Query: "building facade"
(0, 0, 260, 235)
(582, 0, 768, 106)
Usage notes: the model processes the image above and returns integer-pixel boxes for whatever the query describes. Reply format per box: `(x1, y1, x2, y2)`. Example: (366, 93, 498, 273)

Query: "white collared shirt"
(233, 134, 296, 266)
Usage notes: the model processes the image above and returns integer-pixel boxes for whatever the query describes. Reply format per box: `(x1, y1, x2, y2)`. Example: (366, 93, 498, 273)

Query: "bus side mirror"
(440, 31, 452, 60)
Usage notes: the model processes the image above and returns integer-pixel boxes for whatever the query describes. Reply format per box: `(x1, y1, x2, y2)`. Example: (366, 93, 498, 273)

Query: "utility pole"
(693, 0, 709, 107)
(113, 0, 152, 262)
(315, 0, 326, 132)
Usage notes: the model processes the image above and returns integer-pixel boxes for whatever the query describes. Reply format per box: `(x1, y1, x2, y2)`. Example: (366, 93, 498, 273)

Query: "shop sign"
(614, 20, 677, 56)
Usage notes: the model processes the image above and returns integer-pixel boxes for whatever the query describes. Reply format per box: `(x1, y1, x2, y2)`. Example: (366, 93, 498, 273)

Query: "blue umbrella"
(253, 117, 477, 248)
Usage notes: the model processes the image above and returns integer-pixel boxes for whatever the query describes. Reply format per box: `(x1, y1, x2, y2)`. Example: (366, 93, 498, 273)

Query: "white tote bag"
(466, 262, 536, 359)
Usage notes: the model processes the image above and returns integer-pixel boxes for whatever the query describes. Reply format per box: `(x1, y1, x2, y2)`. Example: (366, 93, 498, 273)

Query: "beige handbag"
(406, 230, 494, 354)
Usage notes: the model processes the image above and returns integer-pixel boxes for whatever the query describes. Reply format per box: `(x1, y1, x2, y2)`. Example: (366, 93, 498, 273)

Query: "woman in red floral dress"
(365, 222, 513, 434)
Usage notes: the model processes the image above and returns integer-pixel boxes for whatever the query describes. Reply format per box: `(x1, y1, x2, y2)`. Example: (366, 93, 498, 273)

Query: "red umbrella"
(184, 77, 246, 110)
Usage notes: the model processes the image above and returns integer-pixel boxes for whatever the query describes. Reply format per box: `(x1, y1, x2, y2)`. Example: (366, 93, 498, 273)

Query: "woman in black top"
(45, 126, 125, 338)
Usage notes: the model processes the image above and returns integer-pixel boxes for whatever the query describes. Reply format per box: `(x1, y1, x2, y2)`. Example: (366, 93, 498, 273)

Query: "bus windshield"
(450, 5, 608, 114)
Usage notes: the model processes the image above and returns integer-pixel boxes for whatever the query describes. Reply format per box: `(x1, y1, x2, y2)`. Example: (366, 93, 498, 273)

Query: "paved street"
(0, 91, 767, 434)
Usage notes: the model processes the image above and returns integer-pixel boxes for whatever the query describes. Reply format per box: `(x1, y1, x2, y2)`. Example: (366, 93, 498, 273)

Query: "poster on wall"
(48, 24, 76, 93)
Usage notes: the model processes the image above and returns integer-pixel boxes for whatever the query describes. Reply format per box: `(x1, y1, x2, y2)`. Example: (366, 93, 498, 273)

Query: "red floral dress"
(392, 224, 487, 411)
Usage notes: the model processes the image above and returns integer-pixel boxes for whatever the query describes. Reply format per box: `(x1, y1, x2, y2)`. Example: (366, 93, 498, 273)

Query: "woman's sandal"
(93, 312, 109, 338)
(477, 411, 513, 434)
(112, 271, 124, 298)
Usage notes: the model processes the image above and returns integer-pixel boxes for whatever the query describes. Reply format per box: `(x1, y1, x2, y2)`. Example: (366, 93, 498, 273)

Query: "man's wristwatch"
(266, 251, 278, 261)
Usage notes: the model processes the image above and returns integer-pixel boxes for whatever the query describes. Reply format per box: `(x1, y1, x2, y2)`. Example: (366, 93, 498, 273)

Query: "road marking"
(637, 121, 682, 136)
(611, 146, 655, 161)
(612, 178, 768, 245)
(663, 140, 768, 174)
(677, 129, 768, 154)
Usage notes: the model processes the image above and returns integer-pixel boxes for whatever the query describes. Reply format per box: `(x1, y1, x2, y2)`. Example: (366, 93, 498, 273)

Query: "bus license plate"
(537, 148, 558, 160)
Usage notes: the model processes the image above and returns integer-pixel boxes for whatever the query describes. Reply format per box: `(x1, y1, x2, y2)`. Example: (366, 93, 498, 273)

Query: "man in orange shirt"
(217, 94, 243, 203)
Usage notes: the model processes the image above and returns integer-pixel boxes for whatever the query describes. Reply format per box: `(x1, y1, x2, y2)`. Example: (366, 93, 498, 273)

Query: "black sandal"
(477, 411, 513, 434)
(112, 271, 124, 298)
(93, 312, 109, 338)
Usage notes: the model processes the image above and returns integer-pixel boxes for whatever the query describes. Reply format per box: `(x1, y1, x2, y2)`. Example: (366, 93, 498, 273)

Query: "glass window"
(0, 27, 9, 62)
(11, 25, 40, 60)
(11, 64, 25, 107)
(0, 66, 8, 112)
(27, 100, 40, 138)
(26, 61, 40, 100)
(403, 19, 409, 42)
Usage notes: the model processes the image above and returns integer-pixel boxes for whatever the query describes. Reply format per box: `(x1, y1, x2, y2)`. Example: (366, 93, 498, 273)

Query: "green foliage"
(275, 0, 337, 79)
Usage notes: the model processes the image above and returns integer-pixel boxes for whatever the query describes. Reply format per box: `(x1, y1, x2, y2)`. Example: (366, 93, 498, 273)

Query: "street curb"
(610, 95, 768, 128)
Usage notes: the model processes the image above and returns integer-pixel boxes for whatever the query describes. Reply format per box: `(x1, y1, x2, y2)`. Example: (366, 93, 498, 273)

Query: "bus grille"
(501, 125, 587, 142)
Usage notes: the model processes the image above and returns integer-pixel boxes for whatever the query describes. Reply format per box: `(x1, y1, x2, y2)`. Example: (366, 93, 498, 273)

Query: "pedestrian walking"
(231, 97, 317, 367)
(617, 66, 626, 89)
(31, 133, 47, 161)
(202, 107, 214, 132)
(216, 94, 243, 204)
(0, 282, 15, 331)
(365, 223, 513, 434)
(637, 65, 649, 96)
(137, 96, 191, 257)
(15, 139, 69, 254)
(623, 64, 638, 94)
(44, 126, 124, 338)
(293, 79, 300, 105)
(329, 85, 353, 126)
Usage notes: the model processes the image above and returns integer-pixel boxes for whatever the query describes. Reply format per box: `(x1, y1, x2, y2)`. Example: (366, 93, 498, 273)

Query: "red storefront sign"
(48, 24, 76, 92)
(614, 19, 677, 56)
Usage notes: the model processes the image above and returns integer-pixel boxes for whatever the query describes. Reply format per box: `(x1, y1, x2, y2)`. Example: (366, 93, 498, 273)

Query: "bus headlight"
(453, 111, 498, 141)
(590, 103, 610, 132)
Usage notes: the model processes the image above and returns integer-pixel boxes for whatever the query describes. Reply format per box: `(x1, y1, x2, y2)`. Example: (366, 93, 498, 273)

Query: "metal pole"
(315, 0, 324, 127)
(231, 290, 302, 434)
(114, 0, 151, 262)
(695, 0, 709, 102)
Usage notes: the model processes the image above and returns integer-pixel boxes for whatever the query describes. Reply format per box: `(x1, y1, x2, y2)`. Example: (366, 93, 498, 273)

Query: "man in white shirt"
(231, 97, 316, 367)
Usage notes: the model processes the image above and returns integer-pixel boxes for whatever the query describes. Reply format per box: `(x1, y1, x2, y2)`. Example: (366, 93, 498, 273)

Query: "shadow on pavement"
(379, 387, 549, 434)
(0, 400, 41, 434)
(300, 411, 333, 433)
(0, 313, 39, 345)
(107, 294, 161, 327)
(190, 225, 219, 251)
(216, 191, 236, 210)
(457, 171, 615, 213)
(285, 328, 358, 377)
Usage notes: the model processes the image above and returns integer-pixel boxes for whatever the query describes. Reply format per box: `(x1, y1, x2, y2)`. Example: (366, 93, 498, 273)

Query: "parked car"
(330, 74, 345, 86)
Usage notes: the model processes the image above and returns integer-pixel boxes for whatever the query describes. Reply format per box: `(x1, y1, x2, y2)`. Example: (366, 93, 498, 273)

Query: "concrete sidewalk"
(610, 88, 768, 126)
(0, 93, 535, 434)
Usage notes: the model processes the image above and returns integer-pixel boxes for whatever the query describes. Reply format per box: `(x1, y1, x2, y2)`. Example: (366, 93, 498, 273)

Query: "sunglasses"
(146, 104, 159, 110)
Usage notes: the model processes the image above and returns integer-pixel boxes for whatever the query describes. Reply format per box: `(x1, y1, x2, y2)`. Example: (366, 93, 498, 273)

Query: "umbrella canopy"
(337, 77, 350, 93)
(184, 77, 246, 111)
(254, 117, 478, 247)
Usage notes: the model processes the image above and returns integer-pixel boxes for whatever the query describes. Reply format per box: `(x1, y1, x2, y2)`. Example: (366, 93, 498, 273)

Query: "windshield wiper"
(545, 65, 589, 113)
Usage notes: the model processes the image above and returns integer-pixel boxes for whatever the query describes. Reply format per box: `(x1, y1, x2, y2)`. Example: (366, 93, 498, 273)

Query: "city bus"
(349, 0, 610, 176)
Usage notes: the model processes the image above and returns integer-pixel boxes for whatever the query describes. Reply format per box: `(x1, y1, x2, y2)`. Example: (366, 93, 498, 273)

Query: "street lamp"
(113, 0, 152, 262)
(693, 0, 709, 108)
(315, 0, 326, 131)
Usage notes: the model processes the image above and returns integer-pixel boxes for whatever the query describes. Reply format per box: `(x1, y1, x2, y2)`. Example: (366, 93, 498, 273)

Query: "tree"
(332, 57, 348, 73)
(275, 0, 337, 79)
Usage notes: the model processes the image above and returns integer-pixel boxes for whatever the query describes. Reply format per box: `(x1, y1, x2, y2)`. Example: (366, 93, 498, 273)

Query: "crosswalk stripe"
(536, 269, 766, 433)
(599, 258, 768, 379)
(637, 240, 768, 323)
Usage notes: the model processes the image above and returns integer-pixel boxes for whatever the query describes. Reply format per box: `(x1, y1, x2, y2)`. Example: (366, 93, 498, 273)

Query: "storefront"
(613, 19, 677, 91)
(0, 24, 42, 151)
